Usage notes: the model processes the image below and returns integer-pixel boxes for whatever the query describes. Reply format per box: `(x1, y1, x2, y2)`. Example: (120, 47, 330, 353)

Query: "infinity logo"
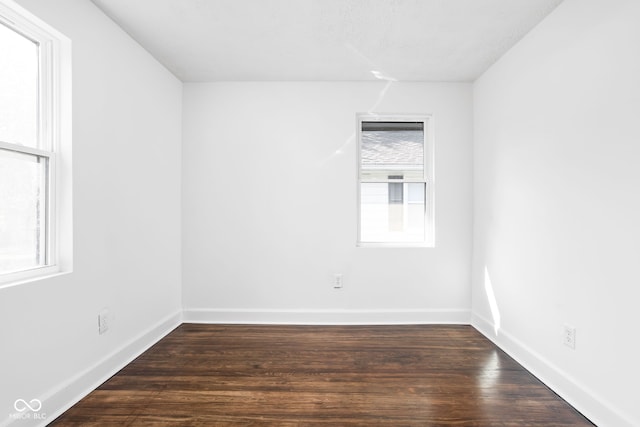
(14, 399, 42, 412)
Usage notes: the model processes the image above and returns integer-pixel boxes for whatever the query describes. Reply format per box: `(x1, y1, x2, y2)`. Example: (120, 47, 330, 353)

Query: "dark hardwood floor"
(51, 324, 593, 426)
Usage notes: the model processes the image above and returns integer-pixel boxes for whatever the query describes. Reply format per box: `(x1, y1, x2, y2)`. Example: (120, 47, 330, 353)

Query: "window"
(357, 115, 433, 246)
(0, 1, 71, 285)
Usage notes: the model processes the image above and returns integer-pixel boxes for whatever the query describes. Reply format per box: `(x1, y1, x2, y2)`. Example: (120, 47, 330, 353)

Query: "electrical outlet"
(98, 308, 109, 335)
(563, 324, 576, 349)
(333, 273, 343, 289)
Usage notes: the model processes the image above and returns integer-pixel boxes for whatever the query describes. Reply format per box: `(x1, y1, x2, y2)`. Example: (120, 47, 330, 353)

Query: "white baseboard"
(3, 310, 183, 427)
(471, 312, 635, 427)
(183, 308, 471, 325)
(1, 307, 468, 427)
(16, 309, 628, 427)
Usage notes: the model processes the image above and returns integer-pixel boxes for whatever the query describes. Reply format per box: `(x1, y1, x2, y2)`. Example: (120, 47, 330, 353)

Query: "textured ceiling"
(90, 0, 564, 82)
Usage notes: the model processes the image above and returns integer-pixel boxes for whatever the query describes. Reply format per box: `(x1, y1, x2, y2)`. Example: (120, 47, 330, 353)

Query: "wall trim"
(6, 310, 183, 427)
(183, 308, 471, 325)
(18, 309, 631, 426)
(471, 312, 635, 427)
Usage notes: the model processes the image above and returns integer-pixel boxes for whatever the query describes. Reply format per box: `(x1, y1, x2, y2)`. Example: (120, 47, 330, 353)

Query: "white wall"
(472, 0, 640, 425)
(9, 0, 635, 425)
(0, 1, 182, 425)
(182, 82, 473, 323)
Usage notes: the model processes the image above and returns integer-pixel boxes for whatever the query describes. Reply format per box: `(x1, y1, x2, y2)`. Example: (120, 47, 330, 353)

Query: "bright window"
(0, 1, 71, 284)
(357, 115, 433, 246)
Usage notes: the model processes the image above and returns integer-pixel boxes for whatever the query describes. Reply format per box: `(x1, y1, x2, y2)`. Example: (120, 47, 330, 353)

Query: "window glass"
(359, 119, 430, 245)
(0, 22, 39, 148)
(0, 149, 48, 274)
(360, 122, 424, 183)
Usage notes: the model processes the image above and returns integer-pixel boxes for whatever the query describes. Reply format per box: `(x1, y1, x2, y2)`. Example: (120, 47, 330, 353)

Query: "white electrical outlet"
(563, 324, 576, 349)
(333, 273, 343, 289)
(98, 308, 109, 335)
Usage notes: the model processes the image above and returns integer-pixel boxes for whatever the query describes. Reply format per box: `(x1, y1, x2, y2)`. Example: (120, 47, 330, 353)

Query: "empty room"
(1, 0, 638, 425)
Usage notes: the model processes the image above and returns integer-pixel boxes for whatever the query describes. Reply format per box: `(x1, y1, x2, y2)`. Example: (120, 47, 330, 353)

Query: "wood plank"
(50, 324, 593, 426)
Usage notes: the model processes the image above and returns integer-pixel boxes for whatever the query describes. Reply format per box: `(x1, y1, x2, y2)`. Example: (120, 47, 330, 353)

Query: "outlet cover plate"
(563, 324, 576, 349)
(99, 309, 109, 335)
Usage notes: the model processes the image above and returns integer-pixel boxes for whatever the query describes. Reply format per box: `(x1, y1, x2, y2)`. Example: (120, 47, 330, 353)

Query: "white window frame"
(0, 0, 72, 287)
(356, 113, 434, 248)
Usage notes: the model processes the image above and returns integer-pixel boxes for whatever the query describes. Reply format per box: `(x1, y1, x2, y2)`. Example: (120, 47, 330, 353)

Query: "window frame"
(356, 113, 434, 248)
(0, 0, 71, 286)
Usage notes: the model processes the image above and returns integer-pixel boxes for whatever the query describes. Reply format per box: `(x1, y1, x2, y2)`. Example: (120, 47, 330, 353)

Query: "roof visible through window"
(361, 122, 424, 174)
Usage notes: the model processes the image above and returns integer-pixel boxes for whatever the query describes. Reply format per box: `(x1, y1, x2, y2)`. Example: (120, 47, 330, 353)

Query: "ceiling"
(90, 0, 564, 82)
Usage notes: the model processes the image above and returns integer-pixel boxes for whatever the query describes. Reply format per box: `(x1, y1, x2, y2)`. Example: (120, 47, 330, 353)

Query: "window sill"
(357, 242, 434, 248)
(0, 267, 72, 290)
